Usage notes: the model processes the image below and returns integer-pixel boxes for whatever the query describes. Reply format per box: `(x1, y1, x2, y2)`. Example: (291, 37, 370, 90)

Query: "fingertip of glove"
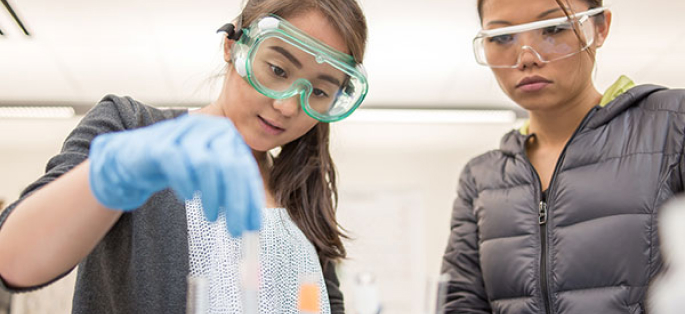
(226, 222, 244, 238)
(203, 207, 219, 222)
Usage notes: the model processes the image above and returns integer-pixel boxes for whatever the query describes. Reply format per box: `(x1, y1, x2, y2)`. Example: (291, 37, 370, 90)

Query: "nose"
(512, 31, 545, 70)
(515, 45, 545, 70)
(272, 96, 300, 118)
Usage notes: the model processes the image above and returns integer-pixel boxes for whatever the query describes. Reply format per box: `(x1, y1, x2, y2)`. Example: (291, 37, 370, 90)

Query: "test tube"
(186, 275, 209, 314)
(424, 273, 450, 314)
(297, 273, 321, 314)
(241, 231, 260, 314)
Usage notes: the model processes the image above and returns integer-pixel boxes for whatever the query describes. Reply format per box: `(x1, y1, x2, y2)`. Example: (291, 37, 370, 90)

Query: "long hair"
(238, 0, 367, 265)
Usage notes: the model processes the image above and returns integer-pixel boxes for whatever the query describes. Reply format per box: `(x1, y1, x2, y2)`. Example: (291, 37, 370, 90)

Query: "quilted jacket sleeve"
(441, 164, 491, 313)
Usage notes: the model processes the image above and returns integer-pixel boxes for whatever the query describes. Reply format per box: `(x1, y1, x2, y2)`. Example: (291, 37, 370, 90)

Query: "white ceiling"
(0, 0, 683, 109)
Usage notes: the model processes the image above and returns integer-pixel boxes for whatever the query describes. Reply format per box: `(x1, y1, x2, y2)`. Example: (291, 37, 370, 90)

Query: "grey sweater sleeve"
(0, 95, 186, 292)
(441, 164, 492, 313)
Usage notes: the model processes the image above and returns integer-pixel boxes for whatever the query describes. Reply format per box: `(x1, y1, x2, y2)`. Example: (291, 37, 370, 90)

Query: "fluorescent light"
(0, 106, 75, 119)
(345, 109, 517, 124)
(0, 106, 518, 123)
(157, 106, 201, 111)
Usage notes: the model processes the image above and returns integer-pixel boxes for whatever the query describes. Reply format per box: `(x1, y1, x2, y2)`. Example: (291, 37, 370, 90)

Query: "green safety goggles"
(218, 14, 369, 122)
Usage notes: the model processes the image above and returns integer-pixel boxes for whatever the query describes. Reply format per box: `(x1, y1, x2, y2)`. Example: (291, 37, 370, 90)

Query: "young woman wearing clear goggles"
(441, 0, 685, 313)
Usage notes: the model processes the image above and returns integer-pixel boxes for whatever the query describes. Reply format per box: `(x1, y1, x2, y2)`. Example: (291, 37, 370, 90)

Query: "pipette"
(186, 275, 209, 314)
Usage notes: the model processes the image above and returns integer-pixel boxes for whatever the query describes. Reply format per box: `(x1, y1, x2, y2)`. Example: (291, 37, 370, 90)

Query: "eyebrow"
(537, 8, 563, 19)
(269, 45, 342, 86)
(486, 8, 564, 27)
(318, 74, 341, 86)
(269, 46, 302, 69)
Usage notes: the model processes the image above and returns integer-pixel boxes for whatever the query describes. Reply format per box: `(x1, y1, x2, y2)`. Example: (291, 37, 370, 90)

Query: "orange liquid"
(297, 283, 320, 313)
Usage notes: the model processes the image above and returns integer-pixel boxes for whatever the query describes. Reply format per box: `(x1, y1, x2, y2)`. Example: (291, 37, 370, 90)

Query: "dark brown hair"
(239, 0, 367, 265)
(477, 0, 603, 22)
(240, 0, 366, 62)
(553, 0, 605, 51)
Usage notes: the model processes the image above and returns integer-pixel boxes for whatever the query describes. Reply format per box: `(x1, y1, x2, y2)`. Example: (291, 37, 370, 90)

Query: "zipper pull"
(539, 201, 548, 225)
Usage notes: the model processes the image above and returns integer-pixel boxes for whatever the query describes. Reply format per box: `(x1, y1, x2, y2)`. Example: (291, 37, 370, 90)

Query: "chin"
(242, 136, 275, 153)
(509, 92, 553, 110)
(248, 142, 276, 153)
(512, 97, 553, 111)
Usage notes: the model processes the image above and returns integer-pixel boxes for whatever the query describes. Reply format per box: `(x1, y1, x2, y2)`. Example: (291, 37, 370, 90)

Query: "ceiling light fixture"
(344, 108, 518, 124)
(0, 106, 75, 119)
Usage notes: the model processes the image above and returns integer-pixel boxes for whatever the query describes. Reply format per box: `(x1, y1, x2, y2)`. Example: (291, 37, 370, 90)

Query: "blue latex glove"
(88, 114, 264, 236)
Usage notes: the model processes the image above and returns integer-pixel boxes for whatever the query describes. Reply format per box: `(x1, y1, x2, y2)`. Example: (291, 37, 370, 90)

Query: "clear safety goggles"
(473, 7, 606, 68)
(218, 14, 369, 123)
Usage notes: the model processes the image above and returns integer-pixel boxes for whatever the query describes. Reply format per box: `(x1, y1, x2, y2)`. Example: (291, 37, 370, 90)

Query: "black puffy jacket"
(442, 80, 685, 314)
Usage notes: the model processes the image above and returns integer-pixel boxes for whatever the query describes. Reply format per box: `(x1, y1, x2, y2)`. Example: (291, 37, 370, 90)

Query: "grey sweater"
(0, 95, 345, 314)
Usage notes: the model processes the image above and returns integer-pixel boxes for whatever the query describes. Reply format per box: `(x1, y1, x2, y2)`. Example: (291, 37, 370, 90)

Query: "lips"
(516, 76, 553, 93)
(258, 116, 285, 135)
(517, 76, 553, 88)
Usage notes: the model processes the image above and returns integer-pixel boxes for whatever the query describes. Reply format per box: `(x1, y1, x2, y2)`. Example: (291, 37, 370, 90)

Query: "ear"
(223, 37, 235, 63)
(595, 10, 612, 48)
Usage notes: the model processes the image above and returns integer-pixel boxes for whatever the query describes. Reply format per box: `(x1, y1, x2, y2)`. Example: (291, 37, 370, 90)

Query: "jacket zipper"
(523, 107, 598, 314)
(539, 194, 550, 314)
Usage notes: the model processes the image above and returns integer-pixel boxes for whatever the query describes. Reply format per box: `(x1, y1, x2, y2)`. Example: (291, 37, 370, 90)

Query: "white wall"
(330, 121, 515, 313)
(0, 118, 82, 314)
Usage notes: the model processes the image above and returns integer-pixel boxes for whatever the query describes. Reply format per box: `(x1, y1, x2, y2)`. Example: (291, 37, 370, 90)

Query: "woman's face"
(481, 0, 609, 111)
(221, 10, 348, 152)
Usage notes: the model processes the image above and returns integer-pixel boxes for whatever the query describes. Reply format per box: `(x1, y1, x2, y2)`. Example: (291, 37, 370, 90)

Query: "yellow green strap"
(599, 75, 635, 107)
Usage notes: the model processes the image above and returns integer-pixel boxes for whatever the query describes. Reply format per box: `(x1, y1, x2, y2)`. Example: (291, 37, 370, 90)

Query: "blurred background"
(0, 0, 683, 313)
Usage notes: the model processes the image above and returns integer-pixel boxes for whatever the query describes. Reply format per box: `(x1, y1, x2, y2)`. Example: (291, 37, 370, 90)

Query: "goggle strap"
(216, 23, 244, 41)
(477, 6, 606, 38)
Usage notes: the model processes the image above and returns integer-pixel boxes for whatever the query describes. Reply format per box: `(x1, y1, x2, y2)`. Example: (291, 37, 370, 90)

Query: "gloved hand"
(88, 114, 264, 236)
